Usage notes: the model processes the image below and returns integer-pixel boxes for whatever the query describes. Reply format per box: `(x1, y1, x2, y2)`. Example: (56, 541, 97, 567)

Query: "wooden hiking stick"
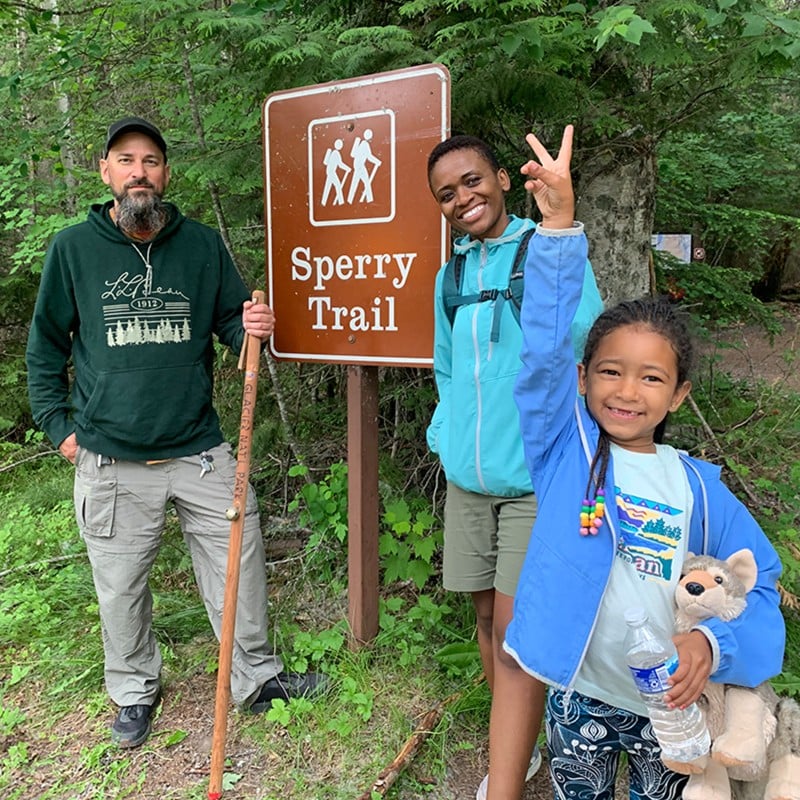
(208, 291, 264, 800)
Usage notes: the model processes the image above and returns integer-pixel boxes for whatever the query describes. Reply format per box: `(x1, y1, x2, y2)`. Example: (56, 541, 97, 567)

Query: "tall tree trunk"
(576, 142, 656, 306)
(44, 0, 78, 215)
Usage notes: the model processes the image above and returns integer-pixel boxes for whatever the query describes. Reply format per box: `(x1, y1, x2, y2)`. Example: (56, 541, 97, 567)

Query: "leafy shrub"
(289, 461, 442, 590)
(654, 250, 781, 335)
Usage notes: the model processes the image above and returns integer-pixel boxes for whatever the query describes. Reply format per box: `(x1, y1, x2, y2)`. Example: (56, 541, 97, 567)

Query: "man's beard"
(114, 182, 169, 237)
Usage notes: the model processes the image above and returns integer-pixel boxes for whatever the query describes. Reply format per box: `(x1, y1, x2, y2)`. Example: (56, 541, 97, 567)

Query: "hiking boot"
(475, 744, 542, 800)
(249, 671, 328, 713)
(111, 699, 159, 749)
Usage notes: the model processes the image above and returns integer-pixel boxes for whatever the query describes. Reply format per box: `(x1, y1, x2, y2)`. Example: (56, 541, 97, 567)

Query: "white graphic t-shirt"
(573, 443, 693, 716)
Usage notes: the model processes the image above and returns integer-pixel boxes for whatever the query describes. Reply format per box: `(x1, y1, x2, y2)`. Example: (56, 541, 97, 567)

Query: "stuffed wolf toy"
(670, 549, 800, 800)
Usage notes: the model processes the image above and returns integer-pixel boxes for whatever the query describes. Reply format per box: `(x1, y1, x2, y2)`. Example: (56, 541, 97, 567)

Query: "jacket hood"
(679, 450, 723, 482)
(87, 200, 185, 244)
(453, 214, 534, 256)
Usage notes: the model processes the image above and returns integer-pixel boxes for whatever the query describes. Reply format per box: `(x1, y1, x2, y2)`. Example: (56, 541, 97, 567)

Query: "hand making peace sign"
(520, 125, 575, 230)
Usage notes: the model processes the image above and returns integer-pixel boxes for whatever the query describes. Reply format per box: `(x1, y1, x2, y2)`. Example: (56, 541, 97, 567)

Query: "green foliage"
(773, 528, 800, 598)
(380, 498, 441, 589)
(593, 5, 657, 50)
(376, 594, 455, 668)
(264, 695, 314, 728)
(290, 625, 348, 673)
(0, 501, 104, 699)
(654, 251, 781, 333)
(773, 670, 800, 698)
(0, 354, 31, 438)
(434, 640, 482, 677)
(223, 771, 244, 790)
(331, 675, 374, 725)
(289, 461, 349, 552)
(656, 98, 800, 297)
(0, 702, 26, 736)
(289, 461, 443, 589)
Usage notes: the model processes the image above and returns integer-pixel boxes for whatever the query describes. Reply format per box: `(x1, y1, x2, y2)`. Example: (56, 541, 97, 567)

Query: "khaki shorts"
(442, 481, 537, 597)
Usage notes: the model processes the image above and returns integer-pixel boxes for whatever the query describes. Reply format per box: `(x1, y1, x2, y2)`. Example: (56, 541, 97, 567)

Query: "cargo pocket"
(74, 472, 117, 538)
(207, 443, 258, 518)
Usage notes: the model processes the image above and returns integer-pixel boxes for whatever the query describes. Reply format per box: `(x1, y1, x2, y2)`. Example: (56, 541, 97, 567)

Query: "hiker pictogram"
(321, 139, 351, 207)
(308, 111, 394, 227)
(347, 129, 382, 204)
(320, 129, 383, 207)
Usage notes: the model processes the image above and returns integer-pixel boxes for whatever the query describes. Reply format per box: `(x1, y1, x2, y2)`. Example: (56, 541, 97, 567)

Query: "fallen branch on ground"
(357, 675, 484, 799)
(0, 552, 85, 580)
(0, 448, 60, 473)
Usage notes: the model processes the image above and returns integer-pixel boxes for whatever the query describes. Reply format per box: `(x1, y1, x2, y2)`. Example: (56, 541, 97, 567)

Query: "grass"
(0, 455, 481, 799)
(3, 338, 800, 799)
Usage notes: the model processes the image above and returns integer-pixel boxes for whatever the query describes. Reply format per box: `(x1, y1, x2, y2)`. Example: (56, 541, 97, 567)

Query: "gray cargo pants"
(73, 442, 282, 708)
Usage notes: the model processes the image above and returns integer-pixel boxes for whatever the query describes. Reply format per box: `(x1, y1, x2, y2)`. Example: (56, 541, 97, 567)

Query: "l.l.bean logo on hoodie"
(101, 267, 191, 348)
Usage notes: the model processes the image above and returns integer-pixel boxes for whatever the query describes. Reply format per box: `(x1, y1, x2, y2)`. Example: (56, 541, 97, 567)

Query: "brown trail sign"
(264, 63, 449, 367)
(263, 65, 450, 642)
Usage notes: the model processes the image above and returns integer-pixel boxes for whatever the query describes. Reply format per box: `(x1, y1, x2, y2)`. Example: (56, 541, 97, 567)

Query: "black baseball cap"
(104, 117, 168, 161)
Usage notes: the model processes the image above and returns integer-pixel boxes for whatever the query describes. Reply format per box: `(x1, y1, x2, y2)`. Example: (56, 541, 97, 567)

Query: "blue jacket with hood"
(504, 224, 784, 692)
(427, 215, 603, 497)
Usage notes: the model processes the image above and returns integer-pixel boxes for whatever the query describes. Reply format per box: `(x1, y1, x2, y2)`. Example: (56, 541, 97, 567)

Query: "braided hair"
(581, 296, 694, 502)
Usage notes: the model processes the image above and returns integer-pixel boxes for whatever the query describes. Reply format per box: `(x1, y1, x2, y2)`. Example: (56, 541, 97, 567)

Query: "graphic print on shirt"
(100, 248, 191, 347)
(614, 488, 684, 582)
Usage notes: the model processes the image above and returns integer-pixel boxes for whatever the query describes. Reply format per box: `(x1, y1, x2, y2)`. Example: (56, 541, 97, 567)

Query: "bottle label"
(628, 653, 678, 694)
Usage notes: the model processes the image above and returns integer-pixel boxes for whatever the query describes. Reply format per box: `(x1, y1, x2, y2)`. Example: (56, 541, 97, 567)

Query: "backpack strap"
(442, 252, 491, 325)
(506, 227, 535, 325)
(489, 227, 535, 340)
(442, 226, 536, 341)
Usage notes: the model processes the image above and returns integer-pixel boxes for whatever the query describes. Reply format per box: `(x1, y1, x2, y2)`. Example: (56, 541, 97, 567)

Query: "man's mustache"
(124, 179, 156, 191)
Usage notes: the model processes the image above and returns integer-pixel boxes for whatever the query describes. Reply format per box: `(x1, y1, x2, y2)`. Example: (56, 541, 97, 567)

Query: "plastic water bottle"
(624, 607, 710, 763)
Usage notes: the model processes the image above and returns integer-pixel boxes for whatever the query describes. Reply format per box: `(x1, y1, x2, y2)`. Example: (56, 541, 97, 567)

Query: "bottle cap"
(624, 606, 647, 625)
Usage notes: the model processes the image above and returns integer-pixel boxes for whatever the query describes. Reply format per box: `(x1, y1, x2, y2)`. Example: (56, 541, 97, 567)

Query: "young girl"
(485, 127, 785, 800)
(426, 135, 603, 798)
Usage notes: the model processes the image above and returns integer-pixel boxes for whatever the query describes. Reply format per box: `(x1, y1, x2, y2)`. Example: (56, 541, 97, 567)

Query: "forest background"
(2, 1, 800, 798)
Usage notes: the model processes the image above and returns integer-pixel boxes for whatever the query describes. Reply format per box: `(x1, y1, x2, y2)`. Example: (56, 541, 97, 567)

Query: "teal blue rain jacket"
(427, 215, 603, 496)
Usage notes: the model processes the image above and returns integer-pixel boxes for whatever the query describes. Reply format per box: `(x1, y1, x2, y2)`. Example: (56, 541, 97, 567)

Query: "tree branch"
(357, 676, 484, 799)
(686, 393, 761, 507)
(0, 448, 60, 473)
(0, 552, 84, 580)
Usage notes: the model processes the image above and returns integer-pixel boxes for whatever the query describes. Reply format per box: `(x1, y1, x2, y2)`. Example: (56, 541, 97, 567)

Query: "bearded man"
(25, 117, 323, 748)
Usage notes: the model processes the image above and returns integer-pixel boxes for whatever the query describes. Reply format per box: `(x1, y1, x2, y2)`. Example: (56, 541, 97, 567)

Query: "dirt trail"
(702, 302, 800, 391)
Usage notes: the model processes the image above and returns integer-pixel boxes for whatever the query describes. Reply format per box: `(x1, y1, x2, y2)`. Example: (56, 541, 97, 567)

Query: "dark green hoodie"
(26, 201, 251, 460)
